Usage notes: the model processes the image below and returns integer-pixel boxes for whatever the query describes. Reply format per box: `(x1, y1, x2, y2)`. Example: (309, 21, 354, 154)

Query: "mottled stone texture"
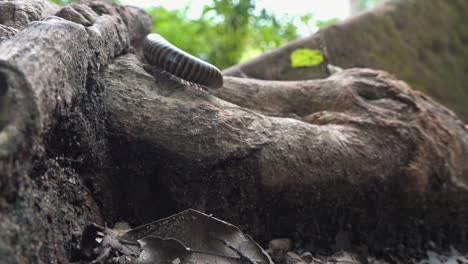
(224, 0, 468, 121)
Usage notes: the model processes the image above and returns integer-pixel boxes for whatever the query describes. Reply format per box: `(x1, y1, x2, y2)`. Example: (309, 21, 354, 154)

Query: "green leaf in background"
(290, 48, 324, 68)
(48, 0, 388, 68)
(316, 18, 339, 29)
(146, 0, 301, 69)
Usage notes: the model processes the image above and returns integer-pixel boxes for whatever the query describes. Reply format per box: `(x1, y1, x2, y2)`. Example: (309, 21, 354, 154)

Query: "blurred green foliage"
(148, 0, 307, 69)
(48, 0, 342, 68)
(357, 0, 383, 10)
(49, 0, 70, 4)
(316, 18, 339, 29)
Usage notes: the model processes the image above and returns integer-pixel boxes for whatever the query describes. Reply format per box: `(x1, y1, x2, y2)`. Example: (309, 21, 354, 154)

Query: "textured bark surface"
(0, 0, 151, 262)
(223, 0, 468, 122)
(0, 24, 17, 41)
(0, 0, 467, 262)
(0, 0, 58, 42)
(0, 0, 59, 29)
(103, 56, 468, 255)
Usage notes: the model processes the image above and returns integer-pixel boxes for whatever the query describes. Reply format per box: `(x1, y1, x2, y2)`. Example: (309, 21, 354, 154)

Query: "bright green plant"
(290, 49, 324, 68)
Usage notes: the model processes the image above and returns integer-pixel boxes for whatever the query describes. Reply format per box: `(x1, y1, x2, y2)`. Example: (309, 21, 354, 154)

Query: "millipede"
(142, 33, 223, 89)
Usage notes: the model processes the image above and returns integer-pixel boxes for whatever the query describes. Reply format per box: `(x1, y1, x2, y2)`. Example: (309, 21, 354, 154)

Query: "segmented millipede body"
(142, 33, 223, 89)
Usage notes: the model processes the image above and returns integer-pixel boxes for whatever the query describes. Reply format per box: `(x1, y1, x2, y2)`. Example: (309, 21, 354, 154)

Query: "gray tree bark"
(0, 0, 467, 262)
